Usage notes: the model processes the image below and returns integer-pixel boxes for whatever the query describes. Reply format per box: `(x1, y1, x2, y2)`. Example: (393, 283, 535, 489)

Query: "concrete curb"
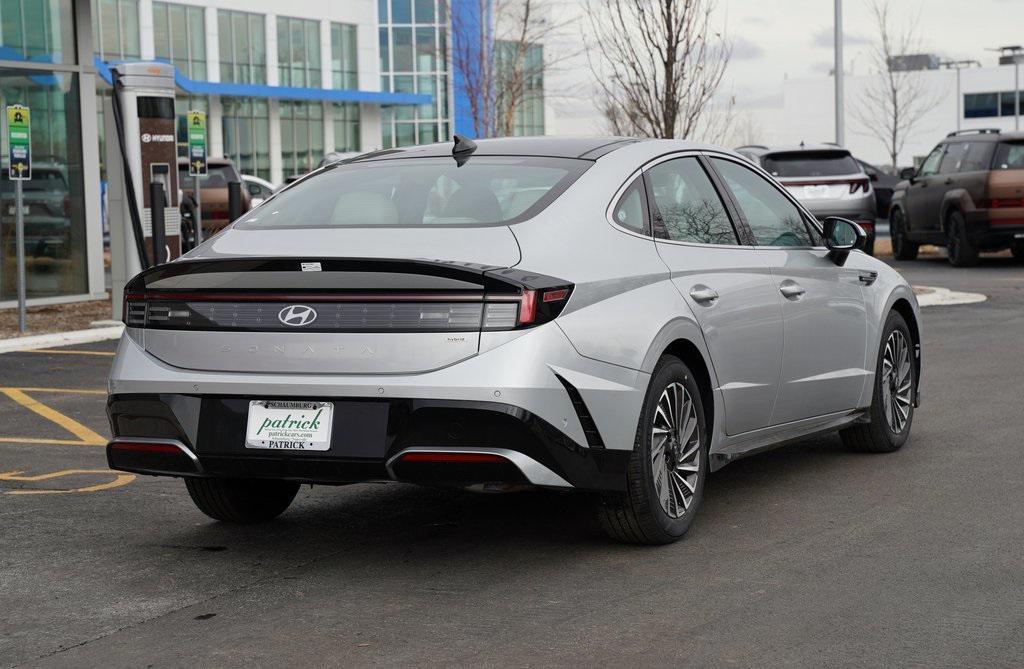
(914, 285, 987, 307)
(0, 325, 124, 354)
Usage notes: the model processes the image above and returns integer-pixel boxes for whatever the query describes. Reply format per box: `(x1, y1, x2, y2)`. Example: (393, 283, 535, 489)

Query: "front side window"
(938, 142, 969, 174)
(611, 176, 648, 234)
(237, 156, 589, 228)
(918, 146, 944, 177)
(712, 158, 813, 247)
(647, 158, 737, 245)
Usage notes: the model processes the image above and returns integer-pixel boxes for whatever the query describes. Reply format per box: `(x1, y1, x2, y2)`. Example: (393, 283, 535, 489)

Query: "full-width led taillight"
(400, 452, 508, 464)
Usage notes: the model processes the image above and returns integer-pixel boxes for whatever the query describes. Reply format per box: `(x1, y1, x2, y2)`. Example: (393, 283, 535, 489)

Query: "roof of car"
(177, 157, 235, 166)
(348, 136, 647, 162)
(758, 143, 852, 155)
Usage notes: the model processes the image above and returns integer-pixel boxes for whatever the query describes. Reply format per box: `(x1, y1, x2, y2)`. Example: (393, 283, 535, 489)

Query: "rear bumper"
(964, 208, 1024, 246)
(106, 394, 631, 491)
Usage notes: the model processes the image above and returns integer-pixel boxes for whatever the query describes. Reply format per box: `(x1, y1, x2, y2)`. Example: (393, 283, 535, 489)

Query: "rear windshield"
(179, 164, 237, 188)
(235, 156, 589, 228)
(994, 142, 1024, 170)
(763, 151, 860, 178)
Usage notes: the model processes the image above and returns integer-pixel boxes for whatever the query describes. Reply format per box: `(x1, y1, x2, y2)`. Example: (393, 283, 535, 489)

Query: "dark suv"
(890, 129, 1024, 266)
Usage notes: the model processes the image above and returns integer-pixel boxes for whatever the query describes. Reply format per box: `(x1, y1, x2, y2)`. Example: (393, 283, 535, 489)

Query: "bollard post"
(150, 181, 166, 266)
(228, 180, 243, 222)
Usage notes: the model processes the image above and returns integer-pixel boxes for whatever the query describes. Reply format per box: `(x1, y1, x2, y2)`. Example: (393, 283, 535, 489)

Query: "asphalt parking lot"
(3, 256, 1024, 668)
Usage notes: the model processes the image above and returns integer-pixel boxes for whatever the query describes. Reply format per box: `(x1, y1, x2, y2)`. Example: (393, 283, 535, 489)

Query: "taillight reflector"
(109, 441, 182, 454)
(543, 288, 570, 303)
(987, 198, 1024, 209)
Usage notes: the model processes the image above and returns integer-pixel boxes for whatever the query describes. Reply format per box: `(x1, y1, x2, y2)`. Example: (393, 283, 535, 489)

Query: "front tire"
(185, 477, 300, 523)
(890, 208, 919, 260)
(598, 355, 708, 544)
(946, 210, 978, 267)
(840, 311, 916, 453)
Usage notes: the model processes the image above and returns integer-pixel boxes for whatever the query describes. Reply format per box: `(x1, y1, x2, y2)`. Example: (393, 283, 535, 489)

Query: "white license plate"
(802, 185, 831, 199)
(245, 400, 333, 451)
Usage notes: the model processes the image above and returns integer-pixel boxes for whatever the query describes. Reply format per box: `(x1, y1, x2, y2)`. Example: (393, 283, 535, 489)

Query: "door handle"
(688, 286, 719, 305)
(943, 178, 954, 185)
(779, 282, 805, 299)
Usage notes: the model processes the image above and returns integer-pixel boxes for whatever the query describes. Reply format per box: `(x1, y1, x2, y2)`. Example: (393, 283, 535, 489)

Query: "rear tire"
(946, 210, 978, 267)
(890, 208, 919, 260)
(1011, 242, 1024, 261)
(185, 477, 300, 523)
(840, 311, 915, 453)
(598, 355, 709, 545)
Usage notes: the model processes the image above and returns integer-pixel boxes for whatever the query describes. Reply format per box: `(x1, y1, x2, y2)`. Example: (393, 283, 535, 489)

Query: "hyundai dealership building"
(0, 0, 544, 308)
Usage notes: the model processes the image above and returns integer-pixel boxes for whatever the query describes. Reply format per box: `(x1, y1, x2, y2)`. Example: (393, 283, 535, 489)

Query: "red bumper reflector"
(109, 441, 183, 455)
(543, 288, 570, 303)
(400, 452, 507, 464)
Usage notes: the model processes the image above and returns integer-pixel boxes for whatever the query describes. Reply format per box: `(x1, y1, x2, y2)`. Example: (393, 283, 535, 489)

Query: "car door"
(642, 155, 785, 436)
(904, 144, 946, 235)
(708, 156, 869, 426)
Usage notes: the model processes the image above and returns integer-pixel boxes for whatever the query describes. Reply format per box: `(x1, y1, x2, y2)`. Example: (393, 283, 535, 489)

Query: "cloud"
(811, 28, 874, 48)
(730, 35, 765, 60)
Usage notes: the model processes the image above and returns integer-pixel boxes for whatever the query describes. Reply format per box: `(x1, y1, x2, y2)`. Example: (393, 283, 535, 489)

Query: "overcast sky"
(548, 0, 1024, 130)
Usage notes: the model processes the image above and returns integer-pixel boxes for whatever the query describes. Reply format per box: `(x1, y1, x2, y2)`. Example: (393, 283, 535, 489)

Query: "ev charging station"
(105, 61, 182, 319)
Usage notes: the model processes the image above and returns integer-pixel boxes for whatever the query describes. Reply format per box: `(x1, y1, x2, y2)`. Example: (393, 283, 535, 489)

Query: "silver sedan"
(107, 137, 921, 544)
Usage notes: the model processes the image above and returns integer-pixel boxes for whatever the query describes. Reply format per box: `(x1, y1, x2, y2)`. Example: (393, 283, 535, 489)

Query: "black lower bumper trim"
(107, 394, 631, 491)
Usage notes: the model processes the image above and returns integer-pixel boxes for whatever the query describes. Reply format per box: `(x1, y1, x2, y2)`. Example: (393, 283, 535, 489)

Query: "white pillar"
(266, 13, 279, 86)
(269, 99, 283, 185)
(205, 6, 220, 83)
(139, 0, 154, 60)
(323, 102, 335, 154)
(209, 95, 224, 157)
(360, 103, 382, 152)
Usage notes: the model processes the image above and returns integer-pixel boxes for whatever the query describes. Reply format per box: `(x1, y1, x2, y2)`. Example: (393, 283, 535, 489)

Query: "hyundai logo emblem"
(278, 305, 318, 327)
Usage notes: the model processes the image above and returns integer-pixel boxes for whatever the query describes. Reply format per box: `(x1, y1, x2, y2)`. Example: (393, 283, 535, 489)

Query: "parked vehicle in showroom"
(107, 137, 921, 545)
(737, 144, 878, 255)
(890, 128, 1024, 266)
(1, 163, 73, 260)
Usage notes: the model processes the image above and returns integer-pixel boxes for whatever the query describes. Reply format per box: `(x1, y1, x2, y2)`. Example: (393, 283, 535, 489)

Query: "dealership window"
(153, 2, 207, 80)
(174, 95, 208, 159)
(331, 22, 358, 89)
(221, 97, 270, 180)
(380, 0, 449, 147)
(496, 41, 545, 136)
(92, 0, 140, 60)
(277, 16, 321, 88)
(218, 9, 266, 84)
(280, 100, 324, 177)
(964, 91, 1023, 119)
(0, 70, 87, 300)
(0, 0, 75, 62)
(333, 102, 360, 152)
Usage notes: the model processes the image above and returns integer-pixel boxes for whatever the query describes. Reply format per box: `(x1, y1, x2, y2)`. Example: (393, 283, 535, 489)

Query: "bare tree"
(588, 0, 732, 139)
(851, 0, 937, 170)
(450, 0, 570, 138)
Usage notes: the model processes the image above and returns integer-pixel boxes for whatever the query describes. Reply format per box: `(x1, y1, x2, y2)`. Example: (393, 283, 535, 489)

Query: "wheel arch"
(939, 189, 973, 232)
(659, 338, 716, 449)
(889, 295, 923, 406)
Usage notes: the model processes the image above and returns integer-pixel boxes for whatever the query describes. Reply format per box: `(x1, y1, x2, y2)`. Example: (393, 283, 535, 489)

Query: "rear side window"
(712, 158, 814, 247)
(960, 143, 995, 172)
(237, 156, 589, 228)
(763, 151, 859, 177)
(646, 157, 737, 245)
(611, 176, 648, 234)
(994, 142, 1024, 170)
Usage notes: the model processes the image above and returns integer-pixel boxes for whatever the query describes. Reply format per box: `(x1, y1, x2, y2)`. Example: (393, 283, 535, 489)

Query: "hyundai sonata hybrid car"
(107, 137, 921, 544)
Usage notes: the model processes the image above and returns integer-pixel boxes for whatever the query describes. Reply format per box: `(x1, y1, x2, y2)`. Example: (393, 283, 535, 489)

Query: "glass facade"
(965, 91, 1023, 119)
(280, 100, 324, 176)
(0, 70, 87, 299)
(92, 0, 140, 61)
(379, 0, 449, 147)
(331, 22, 358, 89)
(496, 41, 544, 136)
(222, 97, 270, 180)
(333, 102, 359, 152)
(153, 1, 206, 80)
(0, 0, 76, 63)
(217, 9, 265, 84)
(277, 15, 321, 88)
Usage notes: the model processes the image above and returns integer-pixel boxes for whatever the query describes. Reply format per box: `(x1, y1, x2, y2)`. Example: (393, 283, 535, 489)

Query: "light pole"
(834, 0, 844, 146)
(939, 59, 981, 131)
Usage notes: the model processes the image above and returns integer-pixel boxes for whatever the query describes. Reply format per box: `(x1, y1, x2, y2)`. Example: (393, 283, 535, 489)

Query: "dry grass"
(0, 299, 113, 339)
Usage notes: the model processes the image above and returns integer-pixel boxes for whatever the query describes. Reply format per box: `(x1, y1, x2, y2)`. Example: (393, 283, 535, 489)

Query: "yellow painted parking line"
(0, 469, 135, 495)
(0, 388, 107, 446)
(11, 387, 106, 395)
(23, 348, 115, 357)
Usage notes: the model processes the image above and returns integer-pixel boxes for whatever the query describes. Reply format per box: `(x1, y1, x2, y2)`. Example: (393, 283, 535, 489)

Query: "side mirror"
(823, 217, 866, 266)
(899, 167, 917, 180)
